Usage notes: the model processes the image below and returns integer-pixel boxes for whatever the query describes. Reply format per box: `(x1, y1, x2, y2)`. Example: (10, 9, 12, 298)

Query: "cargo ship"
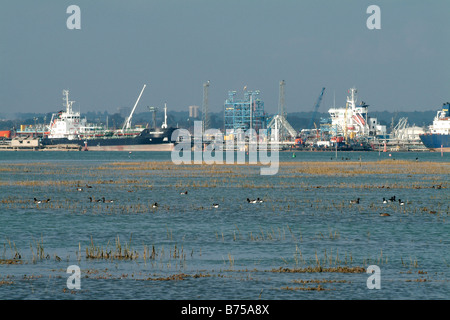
(419, 102, 450, 152)
(41, 87, 176, 151)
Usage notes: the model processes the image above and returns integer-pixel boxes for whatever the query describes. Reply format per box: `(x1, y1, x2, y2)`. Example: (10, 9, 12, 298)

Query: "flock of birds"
(32, 185, 268, 211)
(349, 195, 408, 217)
(34, 181, 443, 218)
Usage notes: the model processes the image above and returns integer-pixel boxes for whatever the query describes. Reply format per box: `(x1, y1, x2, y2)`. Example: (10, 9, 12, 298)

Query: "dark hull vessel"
(41, 128, 176, 151)
(42, 87, 176, 151)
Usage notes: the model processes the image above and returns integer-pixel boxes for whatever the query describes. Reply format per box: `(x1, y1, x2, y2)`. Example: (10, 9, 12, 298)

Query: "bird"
(398, 199, 404, 206)
(388, 196, 396, 202)
(247, 198, 257, 204)
(152, 202, 158, 208)
(257, 198, 264, 203)
(85, 184, 93, 188)
(212, 204, 219, 208)
(76, 187, 83, 191)
(180, 191, 188, 195)
(102, 197, 114, 203)
(380, 213, 390, 217)
(382, 197, 388, 204)
(34, 198, 50, 203)
(350, 198, 360, 204)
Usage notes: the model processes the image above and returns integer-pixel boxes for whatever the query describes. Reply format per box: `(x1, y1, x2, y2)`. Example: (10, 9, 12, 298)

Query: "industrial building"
(223, 90, 266, 133)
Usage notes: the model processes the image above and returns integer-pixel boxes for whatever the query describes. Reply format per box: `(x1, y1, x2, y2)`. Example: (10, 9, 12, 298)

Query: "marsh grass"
(271, 266, 366, 273)
(0, 237, 21, 264)
(30, 236, 47, 263)
(281, 285, 328, 291)
(86, 235, 139, 260)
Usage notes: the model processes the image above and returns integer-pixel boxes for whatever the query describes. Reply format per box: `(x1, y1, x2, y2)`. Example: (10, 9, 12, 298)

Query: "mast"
(344, 102, 348, 144)
(63, 90, 74, 114)
(162, 103, 168, 129)
(250, 93, 253, 131)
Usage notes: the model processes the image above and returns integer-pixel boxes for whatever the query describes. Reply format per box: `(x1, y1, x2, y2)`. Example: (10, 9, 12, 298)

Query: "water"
(0, 151, 448, 300)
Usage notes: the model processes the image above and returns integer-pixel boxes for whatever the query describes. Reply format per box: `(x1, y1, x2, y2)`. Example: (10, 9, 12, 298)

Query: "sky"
(0, 0, 449, 118)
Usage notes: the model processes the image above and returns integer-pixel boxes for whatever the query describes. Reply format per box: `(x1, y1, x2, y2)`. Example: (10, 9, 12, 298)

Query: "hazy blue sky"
(1, 0, 449, 117)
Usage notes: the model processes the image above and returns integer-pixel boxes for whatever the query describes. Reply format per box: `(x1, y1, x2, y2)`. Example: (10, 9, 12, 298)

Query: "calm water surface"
(0, 151, 448, 300)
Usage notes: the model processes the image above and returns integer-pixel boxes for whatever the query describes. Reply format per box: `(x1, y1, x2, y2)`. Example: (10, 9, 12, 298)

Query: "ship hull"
(83, 144, 174, 151)
(419, 134, 450, 152)
(41, 128, 176, 151)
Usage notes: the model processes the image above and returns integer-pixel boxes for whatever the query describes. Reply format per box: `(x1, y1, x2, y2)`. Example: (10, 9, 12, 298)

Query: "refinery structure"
(224, 90, 266, 133)
(216, 82, 427, 152)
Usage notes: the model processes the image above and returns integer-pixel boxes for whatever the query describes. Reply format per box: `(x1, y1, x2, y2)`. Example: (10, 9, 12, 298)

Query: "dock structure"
(0, 138, 81, 151)
(0, 137, 41, 150)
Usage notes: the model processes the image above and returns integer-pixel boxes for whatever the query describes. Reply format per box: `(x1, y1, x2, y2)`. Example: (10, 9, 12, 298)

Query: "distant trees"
(109, 113, 125, 129)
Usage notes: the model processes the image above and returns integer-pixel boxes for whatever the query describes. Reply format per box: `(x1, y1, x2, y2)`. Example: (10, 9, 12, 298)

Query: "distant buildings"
(189, 105, 200, 119)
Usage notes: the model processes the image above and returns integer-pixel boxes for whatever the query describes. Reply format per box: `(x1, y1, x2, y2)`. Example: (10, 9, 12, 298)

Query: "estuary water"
(0, 150, 448, 300)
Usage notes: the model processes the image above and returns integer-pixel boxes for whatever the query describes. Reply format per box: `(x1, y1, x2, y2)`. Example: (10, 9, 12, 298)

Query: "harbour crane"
(122, 84, 147, 132)
(308, 87, 326, 130)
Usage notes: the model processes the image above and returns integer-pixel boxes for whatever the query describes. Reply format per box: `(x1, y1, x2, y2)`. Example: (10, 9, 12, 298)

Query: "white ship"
(328, 88, 386, 139)
(41, 87, 176, 151)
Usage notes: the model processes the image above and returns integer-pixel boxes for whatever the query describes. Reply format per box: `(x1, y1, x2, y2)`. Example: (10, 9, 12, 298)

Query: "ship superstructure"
(328, 88, 385, 139)
(47, 90, 102, 140)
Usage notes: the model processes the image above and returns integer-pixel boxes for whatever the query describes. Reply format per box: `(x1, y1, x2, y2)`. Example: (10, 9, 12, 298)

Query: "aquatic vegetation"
(270, 266, 366, 273)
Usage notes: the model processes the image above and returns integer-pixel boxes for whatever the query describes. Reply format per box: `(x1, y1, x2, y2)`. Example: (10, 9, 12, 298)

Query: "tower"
(202, 80, 210, 133)
(267, 81, 297, 141)
(278, 80, 285, 118)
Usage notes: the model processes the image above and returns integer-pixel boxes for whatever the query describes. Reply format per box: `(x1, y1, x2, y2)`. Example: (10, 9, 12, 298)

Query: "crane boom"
(308, 87, 325, 130)
(122, 84, 147, 131)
